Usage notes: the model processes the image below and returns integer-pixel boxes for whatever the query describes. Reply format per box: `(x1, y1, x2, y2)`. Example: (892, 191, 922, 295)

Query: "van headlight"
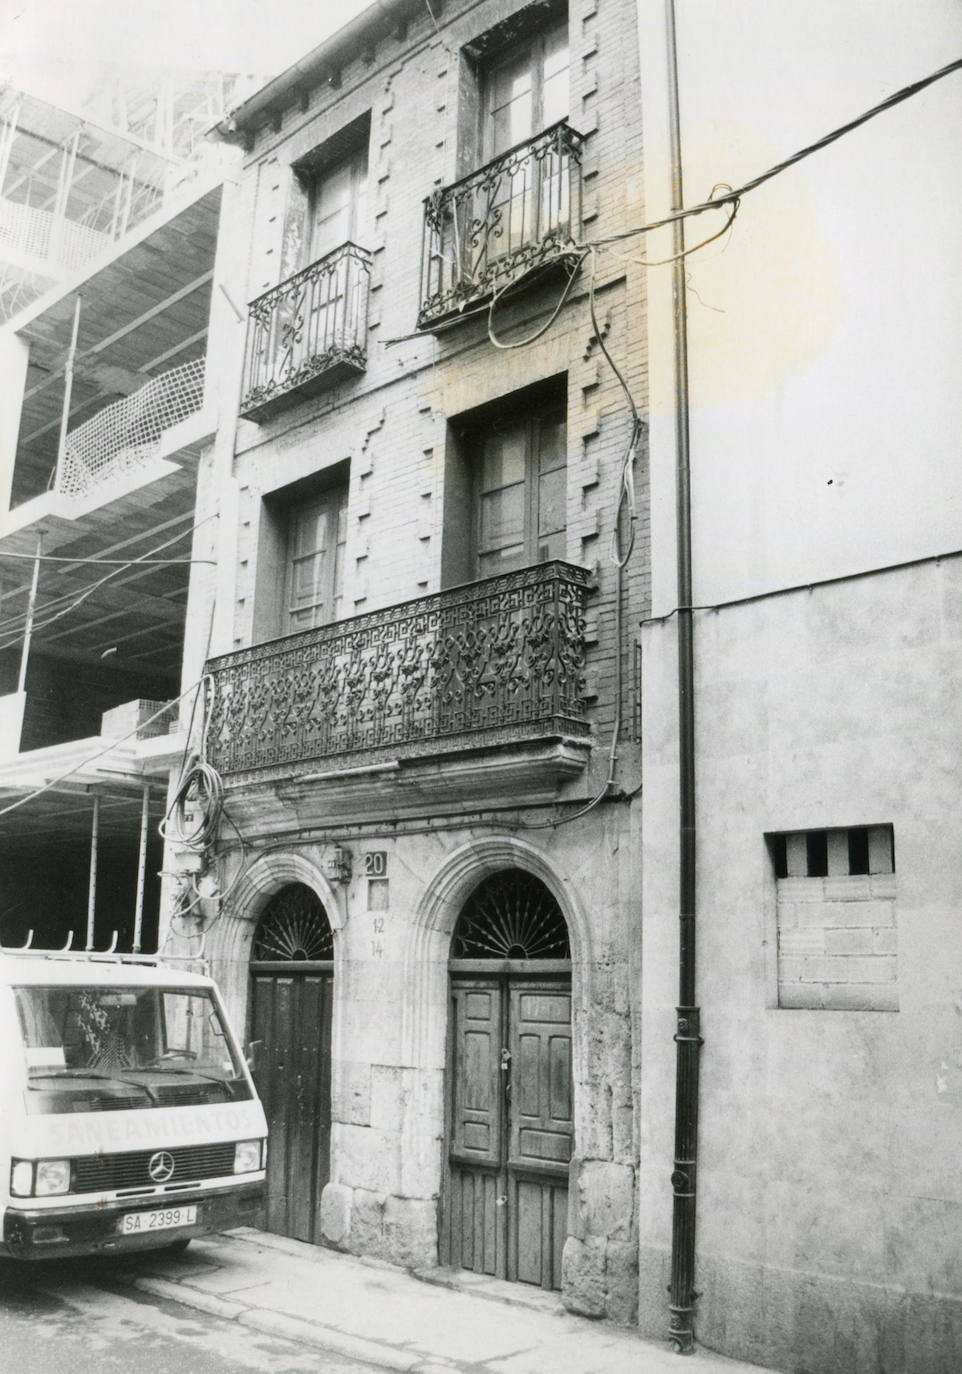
(233, 1140, 263, 1174)
(36, 1159, 71, 1195)
(10, 1160, 34, 1196)
(11, 1158, 71, 1197)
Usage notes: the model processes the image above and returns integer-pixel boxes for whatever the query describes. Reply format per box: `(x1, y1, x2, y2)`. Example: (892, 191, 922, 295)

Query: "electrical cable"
(0, 515, 216, 653)
(0, 553, 216, 566)
(486, 250, 589, 349)
(593, 56, 962, 250)
(0, 527, 198, 644)
(159, 757, 223, 851)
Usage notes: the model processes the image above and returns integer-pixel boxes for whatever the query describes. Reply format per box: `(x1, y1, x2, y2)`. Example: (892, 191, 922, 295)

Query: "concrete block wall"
(776, 873, 899, 1011)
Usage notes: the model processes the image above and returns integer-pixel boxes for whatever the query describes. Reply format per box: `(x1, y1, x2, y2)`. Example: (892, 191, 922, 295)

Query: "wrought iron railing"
(240, 242, 372, 421)
(58, 358, 206, 501)
(205, 561, 590, 779)
(418, 121, 584, 330)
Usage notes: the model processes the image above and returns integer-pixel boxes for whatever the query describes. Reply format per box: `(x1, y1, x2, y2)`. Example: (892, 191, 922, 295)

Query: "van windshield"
(14, 984, 253, 1114)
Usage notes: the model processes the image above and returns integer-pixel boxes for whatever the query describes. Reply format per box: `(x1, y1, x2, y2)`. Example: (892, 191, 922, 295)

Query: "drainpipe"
(664, 0, 702, 1353)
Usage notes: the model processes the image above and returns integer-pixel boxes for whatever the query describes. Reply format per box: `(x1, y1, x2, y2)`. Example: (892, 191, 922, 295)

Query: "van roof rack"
(0, 946, 162, 964)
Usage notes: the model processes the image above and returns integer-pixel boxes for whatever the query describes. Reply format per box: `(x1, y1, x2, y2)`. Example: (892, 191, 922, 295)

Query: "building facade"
(131, 1, 960, 1369)
(636, 2, 962, 1369)
(183, 0, 647, 1322)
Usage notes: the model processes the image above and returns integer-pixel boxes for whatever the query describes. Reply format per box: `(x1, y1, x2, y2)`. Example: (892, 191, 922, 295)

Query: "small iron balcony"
(204, 561, 590, 780)
(417, 121, 584, 331)
(239, 242, 372, 421)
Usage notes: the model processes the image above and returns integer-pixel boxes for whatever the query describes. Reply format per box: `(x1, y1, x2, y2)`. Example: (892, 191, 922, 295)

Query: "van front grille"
(73, 1142, 236, 1194)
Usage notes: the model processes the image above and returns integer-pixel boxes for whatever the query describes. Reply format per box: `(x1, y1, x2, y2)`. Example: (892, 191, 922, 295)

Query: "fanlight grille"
(252, 883, 333, 961)
(451, 869, 570, 960)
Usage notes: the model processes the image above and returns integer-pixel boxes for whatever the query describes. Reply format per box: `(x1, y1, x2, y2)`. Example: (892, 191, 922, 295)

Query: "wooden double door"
(442, 973, 572, 1289)
(250, 964, 332, 1243)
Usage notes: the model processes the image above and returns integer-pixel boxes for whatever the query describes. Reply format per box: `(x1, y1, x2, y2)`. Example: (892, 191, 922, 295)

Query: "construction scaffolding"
(57, 357, 207, 501)
(0, 71, 253, 323)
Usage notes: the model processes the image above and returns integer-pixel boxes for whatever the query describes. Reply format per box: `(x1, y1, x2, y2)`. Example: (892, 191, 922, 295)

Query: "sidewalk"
(122, 1227, 779, 1374)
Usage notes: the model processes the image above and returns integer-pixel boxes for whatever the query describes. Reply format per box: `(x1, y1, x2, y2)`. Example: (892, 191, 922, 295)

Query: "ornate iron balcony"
(240, 242, 372, 421)
(417, 121, 584, 331)
(205, 561, 590, 780)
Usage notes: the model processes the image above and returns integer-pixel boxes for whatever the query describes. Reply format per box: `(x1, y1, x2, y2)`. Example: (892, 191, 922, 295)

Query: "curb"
(132, 1273, 429, 1373)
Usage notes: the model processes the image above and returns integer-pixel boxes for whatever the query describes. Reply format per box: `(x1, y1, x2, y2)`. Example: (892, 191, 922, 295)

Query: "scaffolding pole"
(133, 785, 150, 952)
(16, 529, 43, 695)
(53, 293, 82, 492)
(85, 794, 100, 951)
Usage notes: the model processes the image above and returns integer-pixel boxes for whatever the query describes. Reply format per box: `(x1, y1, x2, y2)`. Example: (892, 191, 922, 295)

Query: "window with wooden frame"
(473, 395, 567, 578)
(285, 481, 348, 633)
(481, 17, 569, 161)
(306, 145, 368, 263)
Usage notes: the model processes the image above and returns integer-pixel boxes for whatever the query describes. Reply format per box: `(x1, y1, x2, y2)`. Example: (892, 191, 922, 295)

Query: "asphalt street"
(0, 1254, 377, 1374)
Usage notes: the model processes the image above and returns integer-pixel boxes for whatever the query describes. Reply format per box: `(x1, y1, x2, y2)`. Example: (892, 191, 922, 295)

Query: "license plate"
(120, 1205, 197, 1236)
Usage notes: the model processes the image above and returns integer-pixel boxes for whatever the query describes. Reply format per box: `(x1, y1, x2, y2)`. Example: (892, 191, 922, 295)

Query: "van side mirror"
(245, 1039, 263, 1073)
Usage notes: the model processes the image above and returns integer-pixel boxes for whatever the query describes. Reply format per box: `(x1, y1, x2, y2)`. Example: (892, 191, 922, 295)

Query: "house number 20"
(364, 852, 388, 876)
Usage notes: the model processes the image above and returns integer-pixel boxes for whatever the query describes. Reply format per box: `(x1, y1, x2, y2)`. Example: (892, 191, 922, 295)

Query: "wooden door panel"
(450, 983, 503, 1167)
(447, 975, 571, 1291)
(252, 974, 294, 1235)
(251, 970, 332, 1244)
(445, 1164, 501, 1277)
(509, 1172, 568, 1289)
(509, 989, 572, 1169)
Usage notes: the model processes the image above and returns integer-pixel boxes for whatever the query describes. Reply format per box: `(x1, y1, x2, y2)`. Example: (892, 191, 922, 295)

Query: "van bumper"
(1, 1182, 264, 1260)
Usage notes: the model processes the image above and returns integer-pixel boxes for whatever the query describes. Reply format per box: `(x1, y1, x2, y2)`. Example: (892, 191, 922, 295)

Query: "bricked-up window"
(769, 825, 898, 1012)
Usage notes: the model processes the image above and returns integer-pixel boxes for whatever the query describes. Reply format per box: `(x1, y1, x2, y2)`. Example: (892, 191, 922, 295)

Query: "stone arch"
(411, 836, 590, 1289)
(401, 833, 592, 1073)
(206, 849, 343, 1037)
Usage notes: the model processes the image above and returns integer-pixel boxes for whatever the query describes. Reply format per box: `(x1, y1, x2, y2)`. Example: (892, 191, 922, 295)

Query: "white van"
(0, 949, 267, 1260)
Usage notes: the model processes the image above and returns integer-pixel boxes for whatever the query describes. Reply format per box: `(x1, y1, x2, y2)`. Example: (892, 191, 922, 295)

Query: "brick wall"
(225, 0, 648, 796)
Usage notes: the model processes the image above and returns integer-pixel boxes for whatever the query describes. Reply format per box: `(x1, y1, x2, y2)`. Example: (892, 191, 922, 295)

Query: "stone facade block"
(562, 1233, 637, 1323)
(573, 1159, 635, 1241)
(562, 1234, 607, 1317)
(383, 1196, 438, 1269)
(333, 1123, 401, 1194)
(319, 1181, 352, 1247)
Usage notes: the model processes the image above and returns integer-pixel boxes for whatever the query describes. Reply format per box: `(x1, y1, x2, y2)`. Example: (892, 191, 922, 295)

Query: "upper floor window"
(306, 146, 368, 263)
(254, 465, 350, 638)
(482, 19, 569, 159)
(476, 403, 566, 576)
(286, 483, 348, 632)
(419, 6, 577, 331)
(442, 379, 568, 586)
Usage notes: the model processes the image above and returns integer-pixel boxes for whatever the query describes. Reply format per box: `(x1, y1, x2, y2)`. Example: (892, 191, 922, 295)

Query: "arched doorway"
(441, 868, 572, 1290)
(249, 882, 333, 1243)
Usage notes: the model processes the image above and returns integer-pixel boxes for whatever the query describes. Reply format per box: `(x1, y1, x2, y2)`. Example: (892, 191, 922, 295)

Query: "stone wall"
(638, 559, 962, 1371)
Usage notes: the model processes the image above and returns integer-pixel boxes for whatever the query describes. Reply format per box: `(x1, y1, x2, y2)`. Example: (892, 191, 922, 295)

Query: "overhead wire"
(0, 515, 217, 654)
(0, 677, 209, 822)
(592, 56, 962, 250)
